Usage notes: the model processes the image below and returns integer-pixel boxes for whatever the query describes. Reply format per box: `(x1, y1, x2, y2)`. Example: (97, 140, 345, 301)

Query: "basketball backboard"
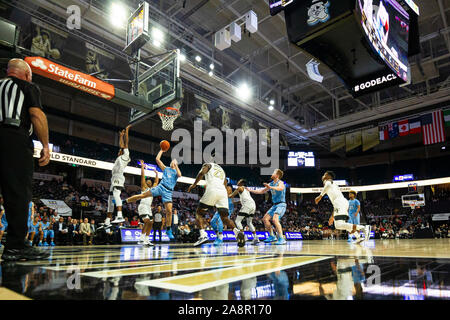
(129, 49, 182, 125)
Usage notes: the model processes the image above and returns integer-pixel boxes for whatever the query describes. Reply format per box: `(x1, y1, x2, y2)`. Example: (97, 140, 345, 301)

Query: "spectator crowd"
(1, 177, 448, 247)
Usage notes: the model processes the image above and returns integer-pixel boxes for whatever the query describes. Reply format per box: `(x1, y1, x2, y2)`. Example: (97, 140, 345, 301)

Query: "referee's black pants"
(0, 127, 34, 250)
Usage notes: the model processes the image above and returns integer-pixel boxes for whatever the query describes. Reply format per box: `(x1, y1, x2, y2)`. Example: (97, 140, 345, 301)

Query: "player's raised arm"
(152, 168, 160, 187)
(174, 160, 182, 177)
(187, 163, 211, 193)
(124, 125, 130, 149)
(155, 149, 166, 171)
(139, 160, 147, 191)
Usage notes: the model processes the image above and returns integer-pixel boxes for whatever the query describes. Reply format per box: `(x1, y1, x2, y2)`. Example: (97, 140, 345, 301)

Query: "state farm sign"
(25, 57, 115, 100)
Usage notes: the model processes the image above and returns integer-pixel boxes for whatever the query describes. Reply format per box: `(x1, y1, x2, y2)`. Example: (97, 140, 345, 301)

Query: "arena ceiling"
(2, 0, 450, 154)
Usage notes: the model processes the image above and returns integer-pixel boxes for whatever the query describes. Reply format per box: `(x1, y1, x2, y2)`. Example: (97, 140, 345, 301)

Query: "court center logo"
(307, 0, 331, 26)
(171, 120, 279, 175)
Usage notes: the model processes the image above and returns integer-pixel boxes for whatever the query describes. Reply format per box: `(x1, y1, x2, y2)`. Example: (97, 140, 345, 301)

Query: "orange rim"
(158, 107, 180, 117)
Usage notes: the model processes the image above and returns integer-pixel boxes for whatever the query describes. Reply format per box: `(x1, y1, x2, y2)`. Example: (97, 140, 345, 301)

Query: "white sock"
(105, 218, 111, 225)
(140, 233, 146, 241)
(117, 211, 123, 218)
(269, 230, 274, 237)
(200, 229, 207, 238)
(253, 233, 258, 240)
(353, 230, 360, 239)
(233, 228, 240, 236)
(218, 233, 223, 240)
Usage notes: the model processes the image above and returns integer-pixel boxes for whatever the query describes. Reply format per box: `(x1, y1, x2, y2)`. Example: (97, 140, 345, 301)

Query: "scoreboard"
(124, 2, 150, 55)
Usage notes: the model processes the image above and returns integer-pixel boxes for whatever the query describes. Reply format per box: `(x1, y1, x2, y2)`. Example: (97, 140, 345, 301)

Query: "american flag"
(421, 110, 446, 145)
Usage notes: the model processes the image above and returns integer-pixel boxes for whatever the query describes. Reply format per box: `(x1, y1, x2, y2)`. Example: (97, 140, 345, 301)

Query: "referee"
(0, 58, 50, 261)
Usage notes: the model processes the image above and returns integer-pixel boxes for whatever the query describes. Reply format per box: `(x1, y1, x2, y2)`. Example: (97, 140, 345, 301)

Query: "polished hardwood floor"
(0, 239, 449, 300)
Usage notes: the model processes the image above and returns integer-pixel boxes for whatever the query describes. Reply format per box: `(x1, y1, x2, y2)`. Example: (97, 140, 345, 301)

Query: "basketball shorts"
(333, 200, 349, 218)
(151, 184, 173, 203)
(43, 230, 54, 239)
(348, 213, 360, 225)
(238, 204, 256, 217)
(138, 204, 153, 220)
(200, 187, 229, 209)
(267, 203, 286, 220)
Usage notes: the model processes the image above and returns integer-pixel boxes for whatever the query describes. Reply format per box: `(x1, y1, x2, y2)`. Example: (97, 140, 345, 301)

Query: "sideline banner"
(120, 229, 303, 242)
(40, 199, 72, 216)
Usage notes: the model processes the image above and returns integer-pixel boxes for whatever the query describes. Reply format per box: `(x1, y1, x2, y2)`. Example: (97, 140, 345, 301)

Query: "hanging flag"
(346, 131, 362, 152)
(388, 122, 399, 139)
(362, 127, 380, 151)
(409, 117, 421, 134)
(379, 125, 389, 141)
(444, 109, 450, 127)
(330, 135, 345, 152)
(398, 119, 409, 136)
(421, 110, 446, 145)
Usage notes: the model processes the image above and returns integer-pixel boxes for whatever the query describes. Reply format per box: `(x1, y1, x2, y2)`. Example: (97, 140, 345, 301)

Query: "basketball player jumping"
(137, 160, 159, 247)
(315, 171, 370, 243)
(108, 126, 131, 224)
(248, 169, 287, 245)
(126, 148, 181, 240)
(187, 161, 244, 247)
(229, 179, 259, 245)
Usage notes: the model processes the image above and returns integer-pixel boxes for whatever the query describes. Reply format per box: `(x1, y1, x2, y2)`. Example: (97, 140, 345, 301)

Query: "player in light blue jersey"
(28, 215, 42, 246)
(126, 147, 181, 240)
(249, 169, 287, 245)
(0, 195, 7, 248)
(347, 190, 361, 242)
(210, 183, 235, 246)
(40, 217, 55, 246)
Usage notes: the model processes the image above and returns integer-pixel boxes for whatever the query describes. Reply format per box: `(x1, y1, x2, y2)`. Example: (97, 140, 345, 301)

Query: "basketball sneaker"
(264, 235, 277, 243)
(143, 241, 154, 247)
(50, 242, 55, 247)
(275, 237, 287, 245)
(166, 229, 175, 240)
(112, 215, 125, 224)
(43, 242, 49, 247)
(237, 232, 246, 247)
(194, 236, 208, 247)
(252, 237, 260, 245)
(213, 238, 223, 246)
(1, 242, 50, 261)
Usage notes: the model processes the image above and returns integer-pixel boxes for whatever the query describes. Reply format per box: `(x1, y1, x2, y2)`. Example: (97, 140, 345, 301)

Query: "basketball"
(160, 140, 170, 152)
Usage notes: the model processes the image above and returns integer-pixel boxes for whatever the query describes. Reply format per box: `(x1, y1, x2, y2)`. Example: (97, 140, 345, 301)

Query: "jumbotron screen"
(287, 151, 315, 168)
(357, 0, 410, 82)
(127, 3, 146, 47)
(269, 0, 295, 16)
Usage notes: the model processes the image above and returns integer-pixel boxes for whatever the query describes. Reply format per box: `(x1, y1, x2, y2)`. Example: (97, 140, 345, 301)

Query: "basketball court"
(1, 240, 449, 300)
(0, 0, 449, 304)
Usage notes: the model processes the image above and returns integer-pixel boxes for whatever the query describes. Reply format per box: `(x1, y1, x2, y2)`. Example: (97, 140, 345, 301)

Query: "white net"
(158, 107, 180, 131)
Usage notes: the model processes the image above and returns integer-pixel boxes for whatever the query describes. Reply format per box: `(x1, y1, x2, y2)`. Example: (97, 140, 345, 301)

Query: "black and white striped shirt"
(0, 76, 42, 135)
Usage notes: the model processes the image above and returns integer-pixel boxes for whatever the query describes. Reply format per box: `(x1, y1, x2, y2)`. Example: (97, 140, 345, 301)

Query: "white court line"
(81, 255, 274, 278)
(136, 256, 332, 293)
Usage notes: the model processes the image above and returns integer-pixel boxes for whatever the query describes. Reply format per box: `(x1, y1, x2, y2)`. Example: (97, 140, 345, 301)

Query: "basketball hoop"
(158, 106, 180, 131)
